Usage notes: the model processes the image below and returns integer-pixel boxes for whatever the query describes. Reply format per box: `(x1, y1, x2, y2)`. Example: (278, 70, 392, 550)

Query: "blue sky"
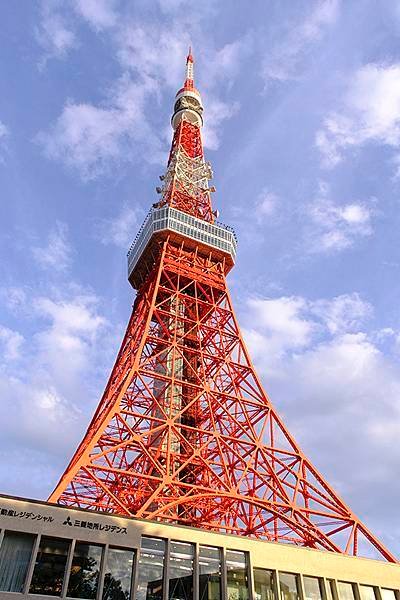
(0, 0, 400, 557)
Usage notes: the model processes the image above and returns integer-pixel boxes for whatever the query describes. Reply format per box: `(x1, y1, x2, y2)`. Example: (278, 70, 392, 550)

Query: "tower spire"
(184, 46, 194, 89)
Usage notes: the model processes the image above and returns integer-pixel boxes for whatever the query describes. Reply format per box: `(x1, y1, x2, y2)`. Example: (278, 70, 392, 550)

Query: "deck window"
(199, 545, 222, 600)
(0, 531, 35, 593)
(136, 537, 165, 600)
(67, 542, 103, 599)
(102, 547, 135, 600)
(303, 577, 323, 600)
(168, 541, 194, 600)
(253, 568, 275, 600)
(29, 536, 70, 596)
(279, 573, 300, 600)
(226, 550, 249, 600)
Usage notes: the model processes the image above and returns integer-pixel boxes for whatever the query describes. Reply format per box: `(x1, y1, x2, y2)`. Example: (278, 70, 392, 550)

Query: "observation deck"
(127, 206, 237, 289)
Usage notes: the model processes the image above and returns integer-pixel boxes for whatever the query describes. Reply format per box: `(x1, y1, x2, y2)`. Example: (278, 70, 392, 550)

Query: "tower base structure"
(0, 494, 399, 599)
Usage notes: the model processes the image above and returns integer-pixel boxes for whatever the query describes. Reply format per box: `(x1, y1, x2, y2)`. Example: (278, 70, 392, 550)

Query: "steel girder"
(49, 241, 396, 562)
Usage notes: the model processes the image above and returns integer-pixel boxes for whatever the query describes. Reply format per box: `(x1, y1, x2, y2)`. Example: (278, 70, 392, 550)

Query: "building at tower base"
(0, 494, 399, 599)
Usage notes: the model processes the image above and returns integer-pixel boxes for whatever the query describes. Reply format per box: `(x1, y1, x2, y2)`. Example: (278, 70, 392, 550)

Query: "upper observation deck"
(127, 206, 237, 289)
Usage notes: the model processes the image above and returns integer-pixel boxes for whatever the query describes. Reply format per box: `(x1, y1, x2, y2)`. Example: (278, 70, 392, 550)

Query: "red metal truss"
(49, 50, 397, 563)
(164, 119, 213, 223)
(49, 241, 396, 561)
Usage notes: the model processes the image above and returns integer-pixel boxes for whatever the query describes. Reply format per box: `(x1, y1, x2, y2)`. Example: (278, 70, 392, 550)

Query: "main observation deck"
(127, 206, 237, 289)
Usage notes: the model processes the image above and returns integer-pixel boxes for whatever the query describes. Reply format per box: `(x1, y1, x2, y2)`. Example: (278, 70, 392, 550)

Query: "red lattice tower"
(49, 50, 397, 563)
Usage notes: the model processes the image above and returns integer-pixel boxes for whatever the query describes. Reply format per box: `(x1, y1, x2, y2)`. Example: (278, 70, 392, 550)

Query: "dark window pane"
(226, 550, 249, 600)
(279, 573, 300, 600)
(199, 545, 221, 600)
(0, 531, 35, 592)
(337, 582, 355, 600)
(303, 577, 323, 600)
(67, 542, 103, 599)
(360, 586, 377, 600)
(136, 537, 165, 600)
(253, 568, 274, 600)
(29, 536, 70, 596)
(168, 541, 194, 600)
(102, 547, 135, 600)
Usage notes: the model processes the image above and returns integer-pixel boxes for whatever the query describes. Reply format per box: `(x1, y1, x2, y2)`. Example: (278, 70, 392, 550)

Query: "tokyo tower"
(49, 50, 396, 563)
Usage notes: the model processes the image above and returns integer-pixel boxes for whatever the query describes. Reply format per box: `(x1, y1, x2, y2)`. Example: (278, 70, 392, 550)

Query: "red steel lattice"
(49, 51, 397, 563)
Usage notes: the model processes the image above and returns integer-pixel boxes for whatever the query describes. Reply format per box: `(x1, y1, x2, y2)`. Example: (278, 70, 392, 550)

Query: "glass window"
(199, 545, 221, 600)
(29, 536, 70, 596)
(337, 582, 355, 600)
(303, 577, 323, 600)
(168, 541, 194, 600)
(102, 547, 135, 600)
(381, 591, 397, 600)
(136, 537, 165, 600)
(279, 573, 300, 600)
(0, 530, 36, 593)
(226, 550, 249, 600)
(67, 542, 103, 599)
(253, 568, 274, 600)
(359, 586, 377, 600)
(325, 580, 336, 600)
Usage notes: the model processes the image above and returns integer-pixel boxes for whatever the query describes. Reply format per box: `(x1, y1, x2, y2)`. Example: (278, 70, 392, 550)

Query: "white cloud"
(0, 121, 8, 137)
(317, 62, 400, 169)
(244, 297, 315, 376)
(35, 1, 77, 64)
(263, 0, 340, 83)
(0, 120, 9, 163)
(249, 296, 314, 348)
(243, 292, 372, 375)
(255, 189, 278, 220)
(311, 292, 372, 334)
(205, 36, 254, 89)
(37, 75, 164, 179)
(1, 287, 27, 312)
(33, 295, 106, 394)
(0, 370, 82, 459)
(157, 0, 196, 12)
(306, 182, 375, 252)
(0, 290, 110, 466)
(116, 24, 191, 89)
(96, 204, 140, 248)
(72, 0, 117, 30)
(32, 221, 72, 271)
(34, 295, 105, 338)
(0, 326, 24, 360)
(202, 96, 240, 151)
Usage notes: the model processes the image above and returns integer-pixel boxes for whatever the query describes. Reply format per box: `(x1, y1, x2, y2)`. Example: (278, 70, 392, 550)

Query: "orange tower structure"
(49, 51, 396, 563)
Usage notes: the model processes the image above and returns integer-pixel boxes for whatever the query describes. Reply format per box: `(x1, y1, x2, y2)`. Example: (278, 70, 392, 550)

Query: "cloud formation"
(316, 62, 400, 170)
(0, 120, 9, 163)
(0, 288, 110, 472)
(37, 76, 163, 180)
(72, 0, 117, 31)
(305, 182, 376, 252)
(263, 0, 340, 83)
(35, 1, 77, 64)
(32, 221, 72, 271)
(96, 204, 140, 248)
